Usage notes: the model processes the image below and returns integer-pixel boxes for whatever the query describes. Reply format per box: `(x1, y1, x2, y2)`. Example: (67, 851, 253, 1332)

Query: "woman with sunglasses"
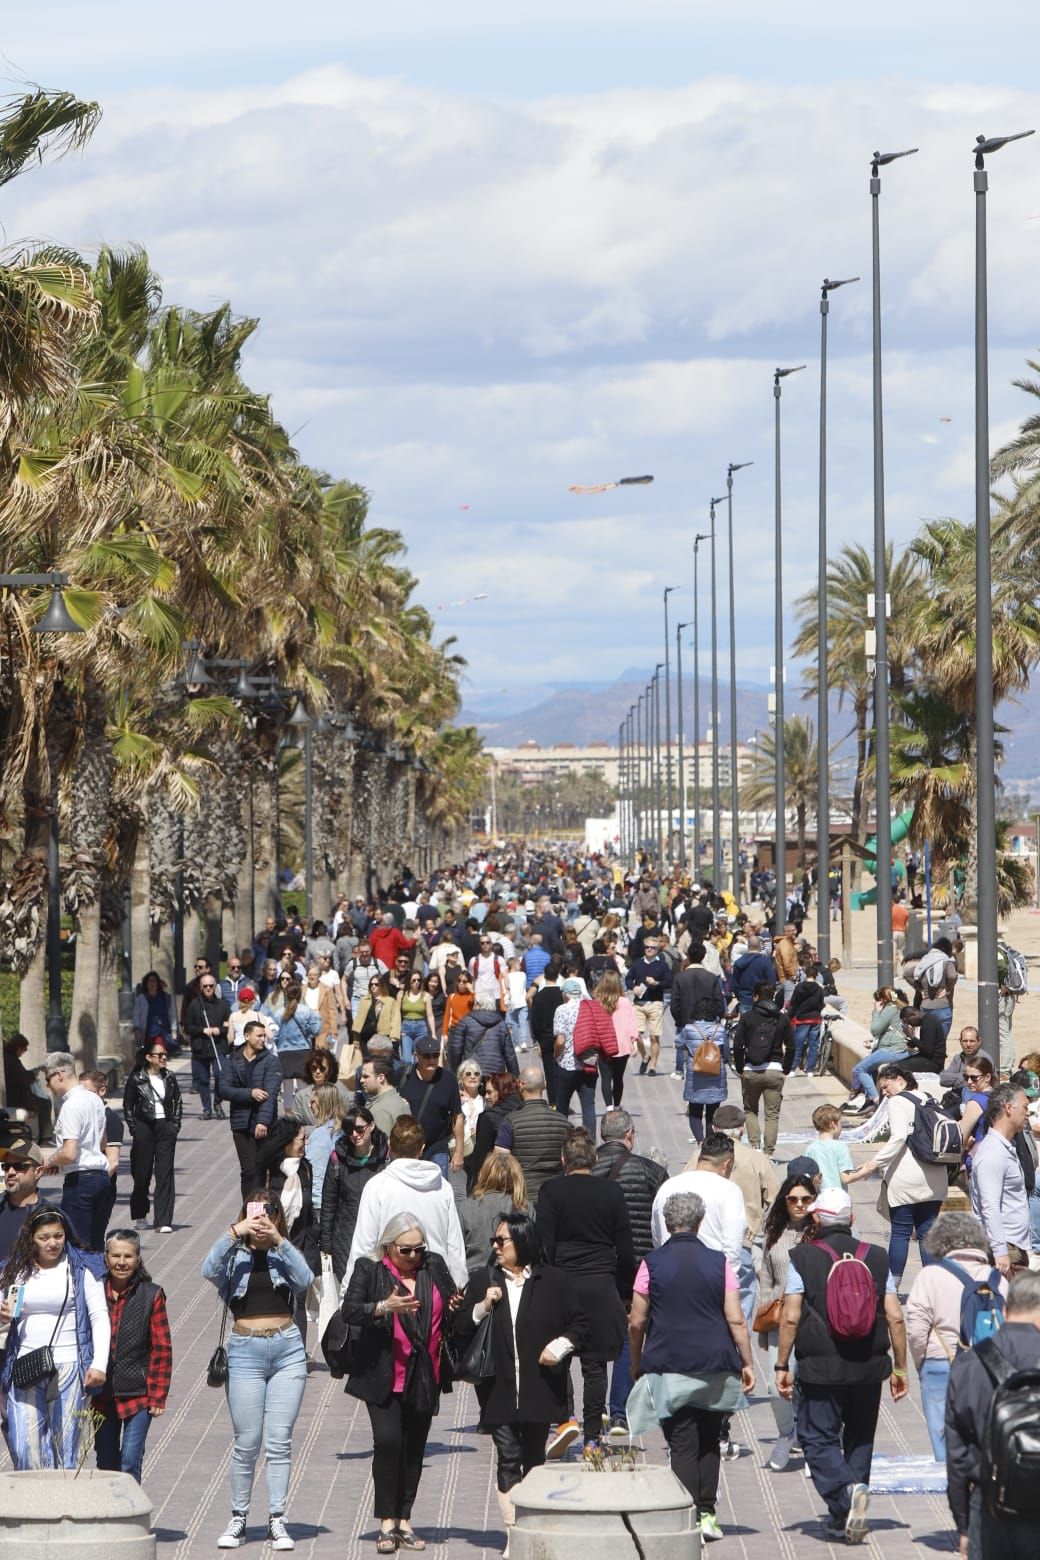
(455, 1212, 587, 1554)
(123, 1041, 183, 1234)
(343, 1211, 460, 1553)
(131, 970, 177, 1056)
(291, 1050, 354, 1127)
(320, 1107, 388, 1285)
(353, 977, 403, 1054)
(755, 1172, 817, 1471)
(398, 971, 437, 1067)
(202, 1189, 313, 1551)
(94, 1228, 172, 1483)
(957, 1055, 997, 1166)
(456, 1062, 484, 1176)
(0, 1207, 109, 1470)
(424, 973, 446, 1037)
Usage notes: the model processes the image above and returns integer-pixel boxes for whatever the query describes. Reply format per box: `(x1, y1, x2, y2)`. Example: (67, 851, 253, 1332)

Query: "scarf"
(279, 1158, 303, 1226)
(397, 1263, 439, 1414)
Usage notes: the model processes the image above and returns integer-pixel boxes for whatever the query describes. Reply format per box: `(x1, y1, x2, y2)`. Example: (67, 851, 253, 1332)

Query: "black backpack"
(745, 1014, 777, 1068)
(977, 1334, 1040, 1522)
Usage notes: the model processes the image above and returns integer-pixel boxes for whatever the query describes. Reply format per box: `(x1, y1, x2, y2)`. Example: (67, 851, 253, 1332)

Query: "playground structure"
(849, 807, 916, 909)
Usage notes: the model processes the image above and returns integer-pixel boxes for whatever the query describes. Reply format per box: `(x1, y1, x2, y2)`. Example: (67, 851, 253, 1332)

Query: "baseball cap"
(415, 1034, 442, 1056)
(561, 979, 583, 998)
(2, 1137, 44, 1167)
(808, 1187, 853, 1224)
(786, 1155, 819, 1181)
(238, 985, 256, 1002)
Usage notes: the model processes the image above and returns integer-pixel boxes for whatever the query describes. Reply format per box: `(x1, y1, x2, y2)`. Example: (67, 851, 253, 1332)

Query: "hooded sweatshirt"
(342, 1156, 468, 1291)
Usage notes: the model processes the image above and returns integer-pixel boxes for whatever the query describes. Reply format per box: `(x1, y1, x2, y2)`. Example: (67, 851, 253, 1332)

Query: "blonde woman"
(458, 1152, 528, 1273)
(594, 968, 640, 1108)
(306, 1083, 345, 1213)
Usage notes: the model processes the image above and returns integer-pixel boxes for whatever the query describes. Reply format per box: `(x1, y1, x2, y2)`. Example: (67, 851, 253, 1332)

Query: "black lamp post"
(663, 585, 679, 865)
(692, 532, 710, 879)
(726, 463, 752, 900)
(653, 663, 665, 865)
(773, 366, 805, 914)
(676, 622, 691, 868)
(973, 128, 1034, 1043)
(816, 277, 859, 962)
(709, 497, 727, 889)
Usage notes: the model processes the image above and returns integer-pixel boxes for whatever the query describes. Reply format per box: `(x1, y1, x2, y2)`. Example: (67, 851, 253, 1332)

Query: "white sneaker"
(845, 1483, 870, 1544)
(217, 1514, 247, 1548)
(841, 1093, 865, 1112)
(671, 1070, 683, 1081)
(158, 1225, 173, 1234)
(268, 1515, 294, 1551)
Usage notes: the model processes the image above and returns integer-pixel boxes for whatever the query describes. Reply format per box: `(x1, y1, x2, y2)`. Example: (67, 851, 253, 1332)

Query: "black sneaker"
(214, 1104, 226, 1119)
(638, 1060, 648, 1076)
(201, 1110, 213, 1121)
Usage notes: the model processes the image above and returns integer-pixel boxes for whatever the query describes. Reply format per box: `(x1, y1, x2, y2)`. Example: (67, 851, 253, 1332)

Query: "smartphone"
(5, 1283, 24, 1320)
(246, 1202, 265, 1222)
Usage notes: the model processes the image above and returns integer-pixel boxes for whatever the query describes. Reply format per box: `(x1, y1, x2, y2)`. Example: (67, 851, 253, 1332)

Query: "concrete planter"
(512, 1464, 699, 1559)
(0, 1471, 154, 1558)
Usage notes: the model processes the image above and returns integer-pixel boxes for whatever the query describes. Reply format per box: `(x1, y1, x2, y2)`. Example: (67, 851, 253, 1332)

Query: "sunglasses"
(489, 1234, 511, 1247)
(349, 1122, 369, 1134)
(785, 1194, 813, 1205)
(229, 964, 241, 971)
(194, 963, 207, 971)
(148, 1051, 168, 1060)
(964, 1073, 982, 1083)
(5, 1161, 36, 1173)
(394, 1243, 426, 1256)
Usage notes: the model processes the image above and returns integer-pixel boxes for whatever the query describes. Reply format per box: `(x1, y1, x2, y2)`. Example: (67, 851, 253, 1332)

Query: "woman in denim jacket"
(202, 1190, 313, 1551)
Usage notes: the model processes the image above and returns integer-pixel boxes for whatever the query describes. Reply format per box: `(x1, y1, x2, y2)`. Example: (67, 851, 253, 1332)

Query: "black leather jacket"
(122, 1067, 183, 1131)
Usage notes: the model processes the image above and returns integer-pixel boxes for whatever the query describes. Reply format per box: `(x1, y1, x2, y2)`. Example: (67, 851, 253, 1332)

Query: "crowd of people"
(0, 847, 1038, 1558)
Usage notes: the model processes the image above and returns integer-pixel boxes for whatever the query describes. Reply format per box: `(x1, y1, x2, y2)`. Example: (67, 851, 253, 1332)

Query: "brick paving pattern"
(2, 1035, 958, 1556)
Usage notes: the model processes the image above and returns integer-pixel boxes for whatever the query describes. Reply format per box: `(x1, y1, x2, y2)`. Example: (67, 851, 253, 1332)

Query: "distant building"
(488, 741, 754, 789)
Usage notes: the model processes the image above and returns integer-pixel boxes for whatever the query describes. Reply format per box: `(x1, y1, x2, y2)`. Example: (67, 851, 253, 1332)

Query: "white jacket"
(341, 1157, 468, 1291)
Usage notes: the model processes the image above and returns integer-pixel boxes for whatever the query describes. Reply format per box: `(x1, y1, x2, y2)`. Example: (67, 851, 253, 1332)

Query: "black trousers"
(233, 1130, 261, 1201)
(661, 1404, 723, 1514)
(366, 1395, 434, 1520)
(796, 1382, 882, 1521)
(129, 1120, 178, 1226)
(566, 1356, 609, 1443)
(598, 1055, 628, 1108)
(490, 1422, 549, 1492)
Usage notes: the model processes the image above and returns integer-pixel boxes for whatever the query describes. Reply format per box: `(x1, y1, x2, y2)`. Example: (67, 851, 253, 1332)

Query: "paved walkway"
(2, 1035, 958, 1556)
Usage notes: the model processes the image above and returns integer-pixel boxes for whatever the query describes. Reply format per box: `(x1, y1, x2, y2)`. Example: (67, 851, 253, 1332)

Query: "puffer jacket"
(319, 1127, 389, 1281)
(447, 1009, 519, 1075)
(732, 999, 795, 1074)
(590, 1141, 668, 1267)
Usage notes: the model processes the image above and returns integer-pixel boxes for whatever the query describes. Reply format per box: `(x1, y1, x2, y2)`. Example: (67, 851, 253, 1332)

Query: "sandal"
(393, 1532, 426, 1551)
(376, 1533, 398, 1553)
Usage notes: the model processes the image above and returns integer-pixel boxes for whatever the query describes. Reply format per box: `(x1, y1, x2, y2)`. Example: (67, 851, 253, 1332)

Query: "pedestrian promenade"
(2, 1048, 957, 1557)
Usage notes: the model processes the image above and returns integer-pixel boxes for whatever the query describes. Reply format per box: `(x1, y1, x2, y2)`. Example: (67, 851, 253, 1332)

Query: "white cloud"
(1, 53, 1038, 701)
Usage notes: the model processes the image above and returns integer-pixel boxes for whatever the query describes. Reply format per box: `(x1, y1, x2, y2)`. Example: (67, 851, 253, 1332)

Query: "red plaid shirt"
(100, 1278, 173, 1419)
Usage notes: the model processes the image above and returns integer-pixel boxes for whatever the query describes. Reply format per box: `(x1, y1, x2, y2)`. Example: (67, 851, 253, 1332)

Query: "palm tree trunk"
(963, 720, 980, 921)
(204, 892, 223, 971)
(97, 937, 122, 1066)
(69, 896, 101, 1067)
(130, 828, 151, 988)
(18, 945, 47, 1065)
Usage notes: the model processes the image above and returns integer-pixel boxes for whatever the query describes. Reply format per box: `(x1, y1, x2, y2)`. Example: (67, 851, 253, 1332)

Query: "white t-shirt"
(18, 1258, 110, 1372)
(507, 970, 527, 1010)
(54, 1085, 108, 1171)
(303, 986, 322, 1012)
(650, 1169, 748, 1269)
(148, 1073, 166, 1120)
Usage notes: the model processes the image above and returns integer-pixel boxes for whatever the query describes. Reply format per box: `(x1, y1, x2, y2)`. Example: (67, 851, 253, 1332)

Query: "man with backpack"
(998, 941, 1028, 1080)
(945, 1269, 1040, 1558)
(775, 1188, 909, 1545)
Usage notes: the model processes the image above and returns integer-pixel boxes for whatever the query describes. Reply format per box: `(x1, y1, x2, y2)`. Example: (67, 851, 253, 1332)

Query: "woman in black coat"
(123, 1042, 183, 1232)
(318, 1107, 388, 1282)
(454, 1212, 588, 1550)
(467, 1073, 523, 1192)
(343, 1212, 460, 1553)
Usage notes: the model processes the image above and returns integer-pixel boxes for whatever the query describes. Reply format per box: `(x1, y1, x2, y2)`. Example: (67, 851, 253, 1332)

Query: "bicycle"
(812, 1012, 843, 1078)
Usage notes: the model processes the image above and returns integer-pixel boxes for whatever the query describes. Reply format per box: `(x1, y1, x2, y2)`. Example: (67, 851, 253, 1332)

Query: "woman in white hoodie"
(904, 1211, 1008, 1459)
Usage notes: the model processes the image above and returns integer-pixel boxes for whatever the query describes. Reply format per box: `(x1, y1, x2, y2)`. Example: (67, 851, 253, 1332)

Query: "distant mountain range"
(457, 672, 1040, 794)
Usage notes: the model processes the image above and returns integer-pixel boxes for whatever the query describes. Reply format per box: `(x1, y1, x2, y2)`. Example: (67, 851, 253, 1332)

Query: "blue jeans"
(400, 1019, 429, 1066)
(737, 1248, 756, 1333)
(609, 1343, 633, 1420)
(225, 1324, 307, 1516)
(926, 1006, 953, 1042)
(791, 1023, 820, 1072)
(850, 1047, 911, 1103)
(192, 1053, 223, 1112)
(1029, 1187, 1040, 1252)
(918, 1358, 949, 1460)
(887, 1199, 942, 1284)
(506, 1006, 529, 1051)
(95, 1404, 152, 1483)
(427, 1150, 450, 1177)
(555, 1068, 597, 1137)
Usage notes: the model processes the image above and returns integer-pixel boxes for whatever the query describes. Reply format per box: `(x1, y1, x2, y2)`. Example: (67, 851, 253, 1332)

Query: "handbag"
(691, 1037, 722, 1075)
(453, 1309, 496, 1385)
(13, 1267, 71, 1390)
(206, 1254, 234, 1387)
(752, 1298, 783, 1335)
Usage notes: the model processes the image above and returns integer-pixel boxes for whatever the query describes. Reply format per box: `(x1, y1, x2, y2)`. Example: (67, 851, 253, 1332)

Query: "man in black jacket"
(670, 940, 726, 1080)
(776, 1189, 908, 1544)
(592, 1108, 667, 1433)
(900, 1006, 947, 1075)
(217, 1020, 283, 1198)
(183, 975, 231, 1120)
(945, 1270, 1040, 1558)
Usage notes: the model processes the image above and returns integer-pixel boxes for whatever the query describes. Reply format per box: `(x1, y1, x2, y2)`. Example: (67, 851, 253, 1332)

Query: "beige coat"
(872, 1089, 949, 1212)
(905, 1246, 1008, 1366)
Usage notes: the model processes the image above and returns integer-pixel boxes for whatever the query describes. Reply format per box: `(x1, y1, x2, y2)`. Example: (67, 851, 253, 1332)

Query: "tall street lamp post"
(653, 663, 665, 865)
(636, 692, 645, 852)
(0, 572, 84, 1045)
(774, 366, 805, 914)
(709, 498, 727, 889)
(726, 463, 753, 899)
(676, 622, 691, 869)
(973, 128, 1034, 1042)
(692, 532, 710, 879)
(871, 148, 917, 985)
(663, 585, 679, 867)
(816, 276, 859, 963)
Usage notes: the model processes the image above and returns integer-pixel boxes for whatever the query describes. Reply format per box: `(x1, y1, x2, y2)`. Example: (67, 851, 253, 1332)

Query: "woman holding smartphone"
(0, 1207, 110, 1470)
(202, 1190, 313, 1551)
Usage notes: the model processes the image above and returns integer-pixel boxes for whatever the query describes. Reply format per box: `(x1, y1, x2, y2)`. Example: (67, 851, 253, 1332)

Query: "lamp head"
(711, 495, 727, 506)
(822, 277, 860, 295)
(184, 644, 214, 687)
(774, 365, 806, 383)
(974, 129, 1034, 167)
(728, 461, 753, 475)
(286, 696, 311, 729)
(872, 148, 919, 173)
(233, 665, 258, 700)
(32, 582, 84, 636)
(694, 532, 710, 543)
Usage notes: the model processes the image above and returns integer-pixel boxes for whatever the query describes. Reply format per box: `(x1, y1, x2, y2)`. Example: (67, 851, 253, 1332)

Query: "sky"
(4, 3, 1039, 704)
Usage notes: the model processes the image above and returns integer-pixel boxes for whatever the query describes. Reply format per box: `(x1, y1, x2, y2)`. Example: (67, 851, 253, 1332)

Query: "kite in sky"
(568, 474, 655, 494)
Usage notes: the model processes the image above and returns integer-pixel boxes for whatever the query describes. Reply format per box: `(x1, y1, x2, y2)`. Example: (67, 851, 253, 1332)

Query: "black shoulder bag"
(13, 1265, 71, 1390)
(206, 1250, 235, 1387)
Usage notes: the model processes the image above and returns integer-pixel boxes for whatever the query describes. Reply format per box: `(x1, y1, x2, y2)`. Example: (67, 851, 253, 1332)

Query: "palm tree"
(909, 517, 1040, 915)
(739, 716, 820, 868)
(793, 542, 923, 872)
(888, 687, 973, 878)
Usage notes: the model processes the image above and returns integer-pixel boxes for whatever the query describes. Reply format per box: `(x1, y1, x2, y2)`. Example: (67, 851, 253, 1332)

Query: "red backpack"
(573, 999, 620, 1070)
(811, 1240, 879, 1340)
